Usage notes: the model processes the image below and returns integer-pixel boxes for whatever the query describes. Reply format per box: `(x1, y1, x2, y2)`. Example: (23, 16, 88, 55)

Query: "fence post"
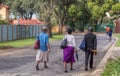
(28, 25, 30, 38)
(7, 25, 8, 41)
(12, 26, 13, 40)
(32, 26, 34, 37)
(34, 26, 36, 36)
(35, 25, 36, 36)
(20, 25, 22, 39)
(36, 25, 38, 36)
(24, 26, 26, 38)
(16, 25, 18, 39)
(38, 25, 39, 34)
(1, 26, 3, 42)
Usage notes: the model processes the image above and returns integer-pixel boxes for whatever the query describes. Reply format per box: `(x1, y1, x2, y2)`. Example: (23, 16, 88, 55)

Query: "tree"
(68, 4, 82, 31)
(0, 0, 7, 4)
(111, 3, 120, 19)
(86, 0, 119, 31)
(67, 0, 91, 32)
(54, 0, 65, 34)
(5, 0, 38, 20)
(37, 0, 54, 37)
(3, 0, 120, 33)
(54, 0, 78, 33)
(5, 0, 54, 37)
(20, 0, 37, 19)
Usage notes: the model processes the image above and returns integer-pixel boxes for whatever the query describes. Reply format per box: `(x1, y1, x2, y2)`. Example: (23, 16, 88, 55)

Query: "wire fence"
(0, 25, 42, 42)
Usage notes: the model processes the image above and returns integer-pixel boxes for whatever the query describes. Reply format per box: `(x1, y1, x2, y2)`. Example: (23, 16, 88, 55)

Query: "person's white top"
(63, 34, 76, 48)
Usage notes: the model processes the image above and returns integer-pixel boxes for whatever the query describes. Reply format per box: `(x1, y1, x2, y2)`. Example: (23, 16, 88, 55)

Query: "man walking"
(84, 27, 97, 71)
(108, 27, 113, 42)
(36, 26, 50, 70)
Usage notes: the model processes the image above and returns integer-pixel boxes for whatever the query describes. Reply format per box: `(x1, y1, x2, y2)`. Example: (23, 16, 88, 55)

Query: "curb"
(91, 37, 118, 76)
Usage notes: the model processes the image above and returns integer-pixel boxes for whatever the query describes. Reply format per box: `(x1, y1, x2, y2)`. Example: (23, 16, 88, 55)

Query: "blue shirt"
(37, 32, 49, 51)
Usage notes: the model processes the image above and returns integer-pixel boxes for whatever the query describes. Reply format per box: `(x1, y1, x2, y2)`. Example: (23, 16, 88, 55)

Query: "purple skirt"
(63, 46, 75, 63)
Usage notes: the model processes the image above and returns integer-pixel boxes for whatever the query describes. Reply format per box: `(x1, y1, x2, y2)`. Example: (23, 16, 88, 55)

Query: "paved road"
(0, 34, 115, 76)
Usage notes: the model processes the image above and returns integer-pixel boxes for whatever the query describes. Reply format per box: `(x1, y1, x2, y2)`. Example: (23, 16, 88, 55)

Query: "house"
(0, 4, 44, 25)
(11, 18, 44, 25)
(114, 19, 120, 33)
(0, 4, 9, 20)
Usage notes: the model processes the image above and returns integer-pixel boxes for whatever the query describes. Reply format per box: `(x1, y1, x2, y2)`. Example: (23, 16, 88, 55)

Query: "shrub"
(0, 19, 10, 25)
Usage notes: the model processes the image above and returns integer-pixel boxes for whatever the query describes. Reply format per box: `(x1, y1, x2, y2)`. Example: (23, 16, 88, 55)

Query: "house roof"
(12, 18, 44, 25)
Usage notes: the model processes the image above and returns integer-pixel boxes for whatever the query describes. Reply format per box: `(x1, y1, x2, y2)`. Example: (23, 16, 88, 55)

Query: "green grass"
(50, 34, 63, 41)
(102, 58, 120, 76)
(0, 34, 63, 48)
(114, 34, 120, 47)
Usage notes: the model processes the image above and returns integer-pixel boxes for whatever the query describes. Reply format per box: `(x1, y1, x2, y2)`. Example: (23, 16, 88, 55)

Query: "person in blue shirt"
(36, 26, 50, 70)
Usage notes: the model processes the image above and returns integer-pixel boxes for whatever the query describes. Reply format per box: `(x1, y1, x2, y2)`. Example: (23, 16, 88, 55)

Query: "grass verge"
(0, 34, 63, 49)
(114, 34, 120, 47)
(101, 58, 120, 76)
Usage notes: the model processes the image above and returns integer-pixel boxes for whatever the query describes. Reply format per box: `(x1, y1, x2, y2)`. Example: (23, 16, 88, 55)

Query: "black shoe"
(70, 68, 73, 70)
(64, 70, 68, 73)
(90, 67, 93, 69)
(90, 67, 95, 69)
(84, 68, 88, 71)
(44, 65, 48, 68)
(36, 65, 40, 70)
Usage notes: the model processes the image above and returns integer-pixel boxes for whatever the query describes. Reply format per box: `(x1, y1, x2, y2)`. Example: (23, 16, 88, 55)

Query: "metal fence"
(0, 25, 42, 42)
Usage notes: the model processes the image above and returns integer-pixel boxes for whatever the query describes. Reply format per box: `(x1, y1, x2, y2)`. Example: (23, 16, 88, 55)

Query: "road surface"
(0, 33, 115, 76)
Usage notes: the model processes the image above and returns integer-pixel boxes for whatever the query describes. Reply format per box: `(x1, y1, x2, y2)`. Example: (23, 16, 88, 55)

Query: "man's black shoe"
(90, 67, 95, 69)
(70, 67, 74, 70)
(36, 65, 40, 70)
(64, 70, 68, 73)
(44, 65, 48, 68)
(84, 68, 88, 71)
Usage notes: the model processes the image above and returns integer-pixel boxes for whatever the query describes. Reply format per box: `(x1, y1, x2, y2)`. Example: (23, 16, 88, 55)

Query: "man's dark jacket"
(84, 32, 97, 51)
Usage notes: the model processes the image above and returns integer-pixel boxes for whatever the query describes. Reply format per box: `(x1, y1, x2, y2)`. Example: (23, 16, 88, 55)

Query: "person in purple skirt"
(63, 28, 76, 73)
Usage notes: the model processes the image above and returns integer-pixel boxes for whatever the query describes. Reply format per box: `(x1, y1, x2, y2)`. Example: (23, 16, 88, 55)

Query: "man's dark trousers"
(85, 48, 94, 69)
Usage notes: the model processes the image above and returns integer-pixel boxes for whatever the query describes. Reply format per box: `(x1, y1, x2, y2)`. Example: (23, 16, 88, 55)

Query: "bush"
(0, 19, 10, 25)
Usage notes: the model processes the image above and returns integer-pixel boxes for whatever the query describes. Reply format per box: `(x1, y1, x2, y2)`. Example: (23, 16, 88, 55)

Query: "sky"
(9, 13, 37, 19)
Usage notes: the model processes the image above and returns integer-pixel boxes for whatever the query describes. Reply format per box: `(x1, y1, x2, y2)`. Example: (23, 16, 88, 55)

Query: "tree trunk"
(99, 16, 104, 26)
(29, 12, 33, 20)
(58, 19, 63, 34)
(47, 24, 52, 38)
(46, 15, 52, 38)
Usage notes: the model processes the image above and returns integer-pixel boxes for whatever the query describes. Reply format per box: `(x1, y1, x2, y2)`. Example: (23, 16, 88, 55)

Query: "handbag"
(34, 40, 40, 50)
(60, 35, 67, 49)
(79, 38, 85, 51)
(34, 36, 40, 50)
